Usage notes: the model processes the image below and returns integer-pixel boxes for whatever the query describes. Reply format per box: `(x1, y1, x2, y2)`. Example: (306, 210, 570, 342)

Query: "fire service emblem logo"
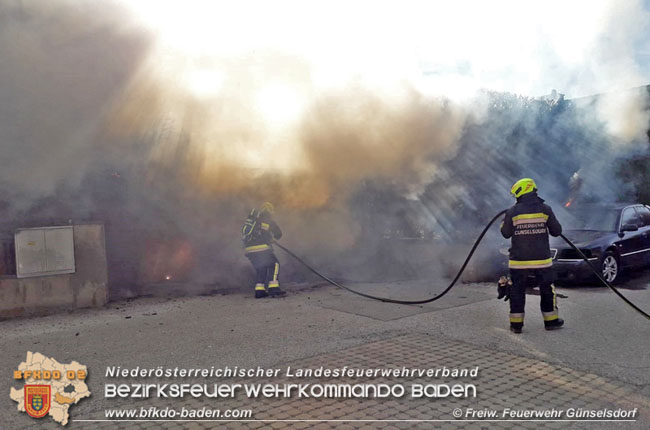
(11, 352, 91, 426)
(24, 385, 51, 419)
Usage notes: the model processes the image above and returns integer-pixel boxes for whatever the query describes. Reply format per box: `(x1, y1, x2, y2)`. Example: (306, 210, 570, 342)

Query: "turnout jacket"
(244, 211, 282, 254)
(500, 193, 562, 269)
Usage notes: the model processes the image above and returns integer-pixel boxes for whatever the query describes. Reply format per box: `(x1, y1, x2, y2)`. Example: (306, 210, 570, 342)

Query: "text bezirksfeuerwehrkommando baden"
(105, 382, 477, 399)
(105, 366, 479, 379)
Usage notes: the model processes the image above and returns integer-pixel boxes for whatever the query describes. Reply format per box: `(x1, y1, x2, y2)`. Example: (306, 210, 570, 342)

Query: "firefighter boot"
(254, 284, 268, 299)
(268, 288, 286, 297)
(509, 312, 524, 334)
(268, 286, 286, 297)
(544, 318, 564, 330)
(267, 281, 286, 297)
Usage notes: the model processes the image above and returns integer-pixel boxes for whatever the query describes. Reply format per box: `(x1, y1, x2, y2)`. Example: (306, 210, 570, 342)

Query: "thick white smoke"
(0, 0, 649, 290)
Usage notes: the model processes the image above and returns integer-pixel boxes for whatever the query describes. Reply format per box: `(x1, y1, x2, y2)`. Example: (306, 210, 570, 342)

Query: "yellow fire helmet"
(510, 178, 537, 198)
(260, 202, 275, 214)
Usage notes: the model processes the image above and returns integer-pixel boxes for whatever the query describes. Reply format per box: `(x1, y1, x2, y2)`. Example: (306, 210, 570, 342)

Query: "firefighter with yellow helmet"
(500, 178, 564, 333)
(242, 202, 286, 298)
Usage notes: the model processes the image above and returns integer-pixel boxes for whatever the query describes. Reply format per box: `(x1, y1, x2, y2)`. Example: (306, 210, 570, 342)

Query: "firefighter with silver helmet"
(242, 202, 287, 298)
(500, 178, 564, 333)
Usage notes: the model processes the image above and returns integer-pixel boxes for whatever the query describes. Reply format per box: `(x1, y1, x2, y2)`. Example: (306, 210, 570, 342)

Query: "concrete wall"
(0, 224, 108, 319)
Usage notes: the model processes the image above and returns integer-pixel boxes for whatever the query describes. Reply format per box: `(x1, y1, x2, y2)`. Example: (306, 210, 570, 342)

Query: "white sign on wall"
(15, 226, 76, 278)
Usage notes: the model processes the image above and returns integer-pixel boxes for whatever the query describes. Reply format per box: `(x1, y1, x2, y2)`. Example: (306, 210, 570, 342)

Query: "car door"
(633, 206, 650, 265)
(617, 207, 646, 267)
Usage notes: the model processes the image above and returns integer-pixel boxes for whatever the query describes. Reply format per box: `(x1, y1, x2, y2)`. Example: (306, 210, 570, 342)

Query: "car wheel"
(601, 251, 619, 283)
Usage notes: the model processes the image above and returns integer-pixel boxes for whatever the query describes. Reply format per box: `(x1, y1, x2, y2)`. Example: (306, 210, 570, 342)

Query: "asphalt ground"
(1, 272, 649, 429)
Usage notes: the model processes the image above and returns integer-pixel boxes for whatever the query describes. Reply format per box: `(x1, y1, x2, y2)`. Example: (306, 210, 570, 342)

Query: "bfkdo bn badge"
(24, 385, 51, 419)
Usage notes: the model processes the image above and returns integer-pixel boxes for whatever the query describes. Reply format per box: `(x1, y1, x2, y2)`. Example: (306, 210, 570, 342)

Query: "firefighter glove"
(497, 276, 512, 301)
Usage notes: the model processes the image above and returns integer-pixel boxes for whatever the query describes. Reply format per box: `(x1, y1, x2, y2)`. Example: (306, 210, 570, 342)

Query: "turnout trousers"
(246, 250, 281, 292)
(508, 268, 559, 329)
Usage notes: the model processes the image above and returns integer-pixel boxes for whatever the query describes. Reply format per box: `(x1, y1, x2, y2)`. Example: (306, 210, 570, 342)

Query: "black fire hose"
(274, 209, 507, 305)
(275, 210, 650, 321)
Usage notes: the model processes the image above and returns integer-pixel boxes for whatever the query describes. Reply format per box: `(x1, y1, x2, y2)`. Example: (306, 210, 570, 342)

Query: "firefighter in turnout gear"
(500, 178, 564, 333)
(242, 202, 287, 298)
